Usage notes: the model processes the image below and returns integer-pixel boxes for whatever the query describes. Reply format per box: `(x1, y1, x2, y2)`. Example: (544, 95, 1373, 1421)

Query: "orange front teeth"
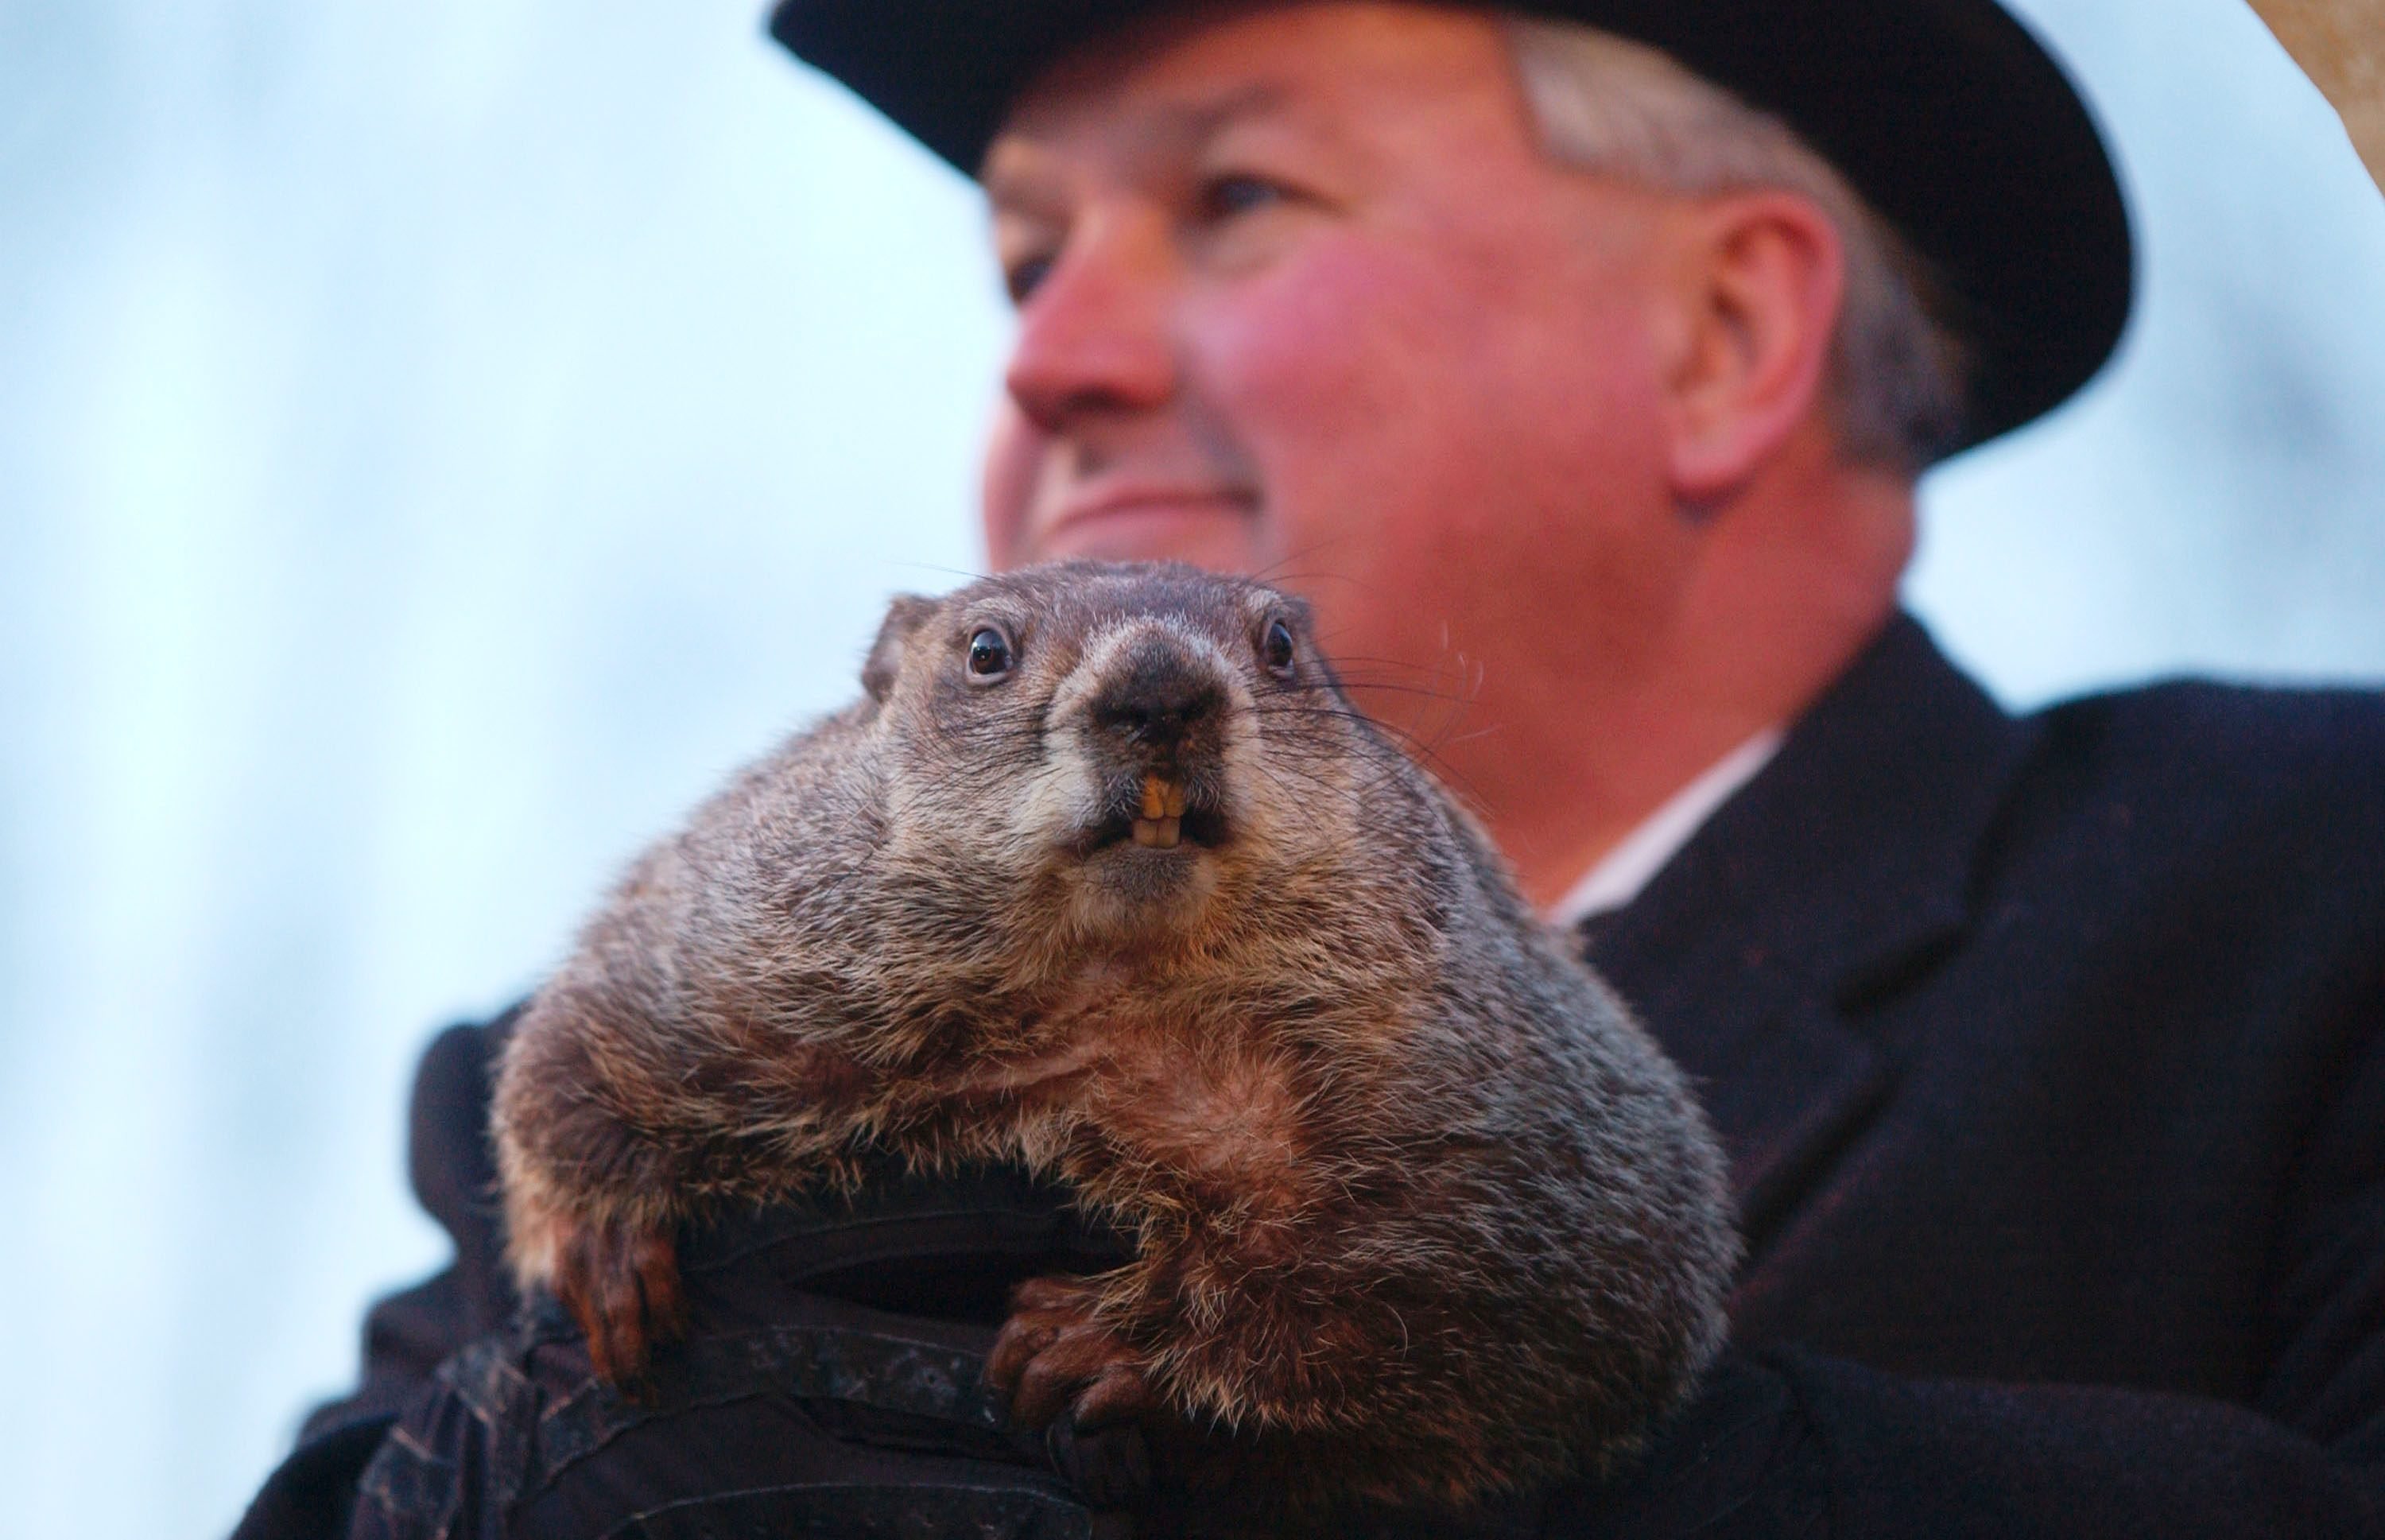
(1134, 775, 1188, 848)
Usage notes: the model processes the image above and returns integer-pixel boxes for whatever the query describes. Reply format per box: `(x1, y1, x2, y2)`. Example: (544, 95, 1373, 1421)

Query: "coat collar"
(1580, 614, 2039, 1255)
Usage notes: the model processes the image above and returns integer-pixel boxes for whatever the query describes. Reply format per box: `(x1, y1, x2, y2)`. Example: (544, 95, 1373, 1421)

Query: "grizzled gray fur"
(493, 560, 1737, 1512)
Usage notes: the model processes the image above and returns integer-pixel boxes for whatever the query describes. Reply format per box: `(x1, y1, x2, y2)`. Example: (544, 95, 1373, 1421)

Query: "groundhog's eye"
(1261, 618, 1297, 677)
(966, 627, 1015, 681)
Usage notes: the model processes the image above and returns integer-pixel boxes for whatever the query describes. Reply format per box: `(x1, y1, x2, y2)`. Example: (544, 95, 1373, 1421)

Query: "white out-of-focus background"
(2, 0, 2381, 1533)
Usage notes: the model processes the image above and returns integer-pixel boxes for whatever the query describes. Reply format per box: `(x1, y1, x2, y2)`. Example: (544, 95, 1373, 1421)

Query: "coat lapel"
(1580, 615, 2040, 1263)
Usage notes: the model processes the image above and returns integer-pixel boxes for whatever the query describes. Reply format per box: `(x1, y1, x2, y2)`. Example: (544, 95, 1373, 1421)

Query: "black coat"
(235, 615, 2385, 1537)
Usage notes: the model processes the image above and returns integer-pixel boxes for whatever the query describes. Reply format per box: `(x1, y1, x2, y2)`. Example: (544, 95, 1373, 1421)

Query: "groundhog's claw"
(990, 1275, 1147, 1426)
(1009, 1273, 1095, 1314)
(1072, 1360, 1157, 1428)
(988, 1274, 1158, 1505)
(1046, 1410, 1154, 1511)
(554, 1220, 685, 1389)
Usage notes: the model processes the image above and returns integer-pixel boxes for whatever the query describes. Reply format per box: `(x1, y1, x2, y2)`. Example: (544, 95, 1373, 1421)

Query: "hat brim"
(770, 0, 2132, 455)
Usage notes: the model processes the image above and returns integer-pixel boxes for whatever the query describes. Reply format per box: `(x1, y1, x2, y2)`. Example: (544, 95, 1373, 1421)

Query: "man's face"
(982, 2, 1704, 718)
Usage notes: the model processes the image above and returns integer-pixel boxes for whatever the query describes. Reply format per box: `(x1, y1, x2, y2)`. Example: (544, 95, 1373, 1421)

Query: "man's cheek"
(1194, 255, 1450, 432)
(979, 402, 1050, 568)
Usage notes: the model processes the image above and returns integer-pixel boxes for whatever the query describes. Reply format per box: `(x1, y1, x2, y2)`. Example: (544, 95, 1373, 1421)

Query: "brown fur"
(493, 561, 1738, 1511)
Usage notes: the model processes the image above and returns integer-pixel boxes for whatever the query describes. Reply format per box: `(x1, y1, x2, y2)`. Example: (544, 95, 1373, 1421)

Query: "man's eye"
(1199, 175, 1286, 221)
(1003, 254, 1055, 305)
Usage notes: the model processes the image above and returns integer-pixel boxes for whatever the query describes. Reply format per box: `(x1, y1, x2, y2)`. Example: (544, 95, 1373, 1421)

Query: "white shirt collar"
(1544, 729, 1785, 930)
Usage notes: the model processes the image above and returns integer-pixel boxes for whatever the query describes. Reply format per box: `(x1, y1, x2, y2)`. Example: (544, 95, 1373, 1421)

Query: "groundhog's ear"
(862, 594, 939, 702)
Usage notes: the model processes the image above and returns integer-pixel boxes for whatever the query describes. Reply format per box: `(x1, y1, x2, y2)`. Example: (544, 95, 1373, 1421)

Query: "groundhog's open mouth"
(1081, 772, 1230, 855)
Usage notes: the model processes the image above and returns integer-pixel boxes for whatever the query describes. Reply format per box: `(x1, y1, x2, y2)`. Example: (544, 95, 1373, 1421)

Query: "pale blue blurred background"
(1, 0, 2379, 1533)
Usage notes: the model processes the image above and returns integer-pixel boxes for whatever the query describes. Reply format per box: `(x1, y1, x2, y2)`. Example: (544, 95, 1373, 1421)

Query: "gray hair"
(1500, 15, 1967, 470)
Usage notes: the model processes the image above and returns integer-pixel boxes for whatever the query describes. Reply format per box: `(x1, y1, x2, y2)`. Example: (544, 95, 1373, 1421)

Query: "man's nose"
(1003, 213, 1176, 430)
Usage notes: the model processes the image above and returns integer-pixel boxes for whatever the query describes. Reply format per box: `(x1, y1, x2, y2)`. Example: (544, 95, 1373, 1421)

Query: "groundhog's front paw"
(989, 1274, 1156, 1506)
(552, 1218, 686, 1389)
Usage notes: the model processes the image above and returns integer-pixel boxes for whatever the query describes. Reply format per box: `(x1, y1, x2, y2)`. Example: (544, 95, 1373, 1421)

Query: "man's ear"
(1658, 189, 1844, 503)
(862, 595, 940, 702)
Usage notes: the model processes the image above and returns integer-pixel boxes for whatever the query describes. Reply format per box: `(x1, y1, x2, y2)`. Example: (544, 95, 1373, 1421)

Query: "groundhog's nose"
(1089, 637, 1227, 758)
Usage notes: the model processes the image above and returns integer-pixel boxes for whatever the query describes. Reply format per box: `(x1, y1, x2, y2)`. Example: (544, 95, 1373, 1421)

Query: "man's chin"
(1028, 503, 1262, 573)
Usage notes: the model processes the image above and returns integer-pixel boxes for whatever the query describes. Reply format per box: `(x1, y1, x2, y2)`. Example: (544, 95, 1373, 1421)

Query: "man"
(237, 2, 2385, 1535)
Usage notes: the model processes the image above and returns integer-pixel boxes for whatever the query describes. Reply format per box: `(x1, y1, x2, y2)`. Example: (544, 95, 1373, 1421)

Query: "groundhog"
(492, 561, 1738, 1515)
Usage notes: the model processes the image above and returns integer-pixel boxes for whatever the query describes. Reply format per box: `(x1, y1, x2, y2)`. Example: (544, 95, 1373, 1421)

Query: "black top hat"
(769, 0, 2133, 455)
